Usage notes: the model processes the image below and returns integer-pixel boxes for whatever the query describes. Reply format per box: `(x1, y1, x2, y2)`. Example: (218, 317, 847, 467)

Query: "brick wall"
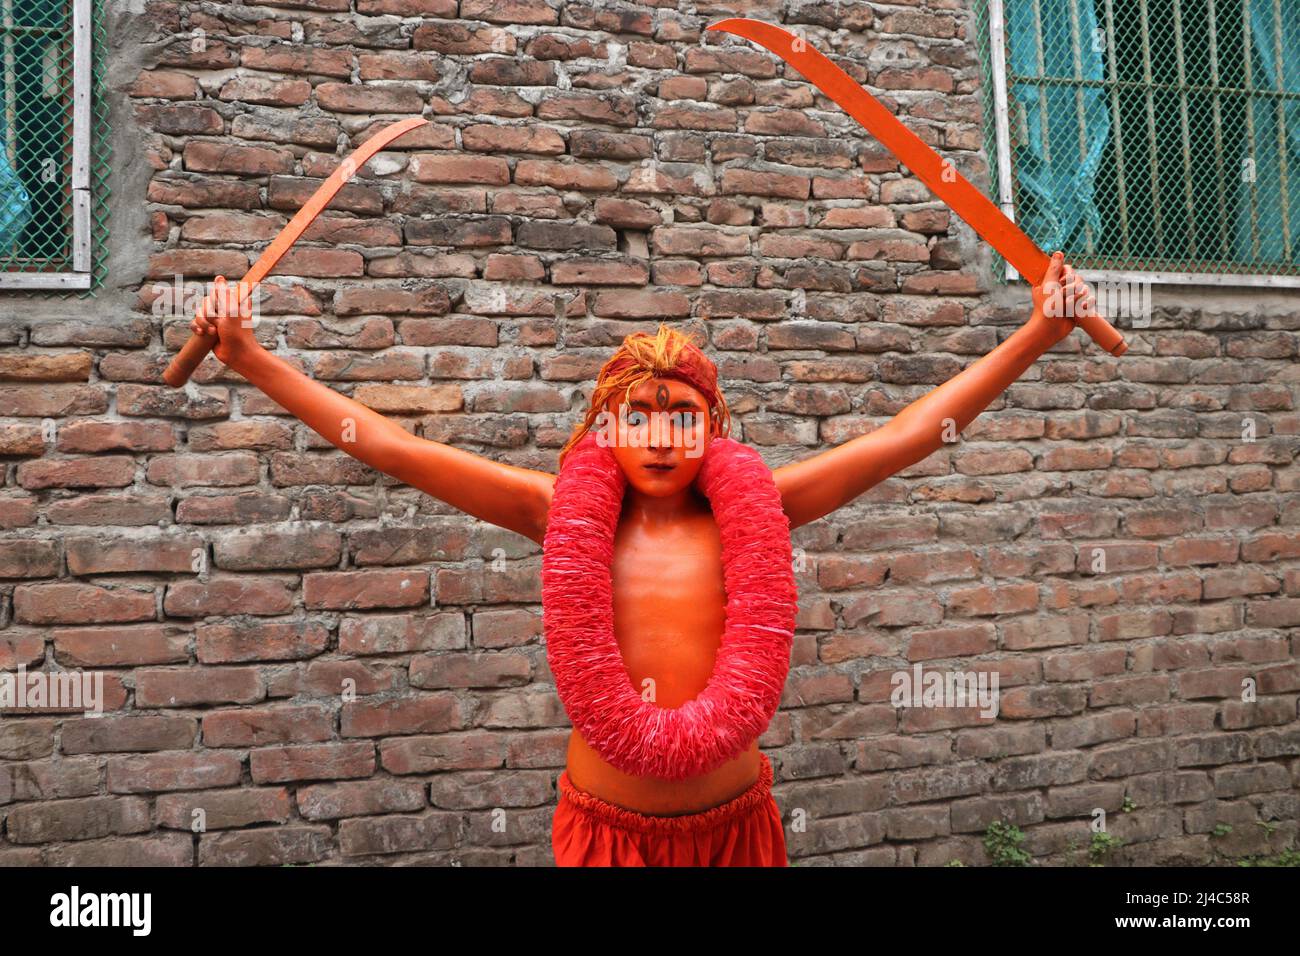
(0, 0, 1297, 866)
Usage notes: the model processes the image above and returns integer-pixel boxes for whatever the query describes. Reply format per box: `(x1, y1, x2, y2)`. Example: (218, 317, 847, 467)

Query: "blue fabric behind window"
(1006, 0, 1111, 254)
(0, 112, 32, 253)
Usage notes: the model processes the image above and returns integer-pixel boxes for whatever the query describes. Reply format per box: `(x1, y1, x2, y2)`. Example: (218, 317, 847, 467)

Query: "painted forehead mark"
(655, 384, 669, 409)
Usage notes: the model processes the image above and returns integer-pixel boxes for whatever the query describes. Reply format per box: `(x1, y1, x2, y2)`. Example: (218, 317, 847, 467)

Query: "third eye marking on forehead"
(655, 384, 669, 409)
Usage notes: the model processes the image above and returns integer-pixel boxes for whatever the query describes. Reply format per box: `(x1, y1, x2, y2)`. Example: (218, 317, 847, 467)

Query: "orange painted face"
(598, 377, 716, 496)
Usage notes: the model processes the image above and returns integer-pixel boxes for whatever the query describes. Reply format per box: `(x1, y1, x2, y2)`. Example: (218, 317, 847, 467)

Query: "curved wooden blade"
(706, 18, 1127, 356)
(163, 115, 430, 386)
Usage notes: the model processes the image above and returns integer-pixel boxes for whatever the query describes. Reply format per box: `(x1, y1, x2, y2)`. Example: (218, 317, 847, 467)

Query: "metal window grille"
(0, 0, 108, 292)
(975, 0, 1300, 287)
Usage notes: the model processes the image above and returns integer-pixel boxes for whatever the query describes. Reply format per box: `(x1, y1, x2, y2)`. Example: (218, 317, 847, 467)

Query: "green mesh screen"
(0, 0, 109, 292)
(88, 0, 108, 292)
(974, 0, 1300, 281)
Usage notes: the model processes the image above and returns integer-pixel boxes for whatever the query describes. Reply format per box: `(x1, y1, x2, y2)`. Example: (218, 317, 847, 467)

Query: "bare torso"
(563, 492, 763, 815)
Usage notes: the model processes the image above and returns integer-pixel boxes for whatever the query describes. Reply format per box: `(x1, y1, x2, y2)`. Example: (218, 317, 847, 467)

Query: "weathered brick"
(106, 752, 244, 793)
(183, 141, 295, 175)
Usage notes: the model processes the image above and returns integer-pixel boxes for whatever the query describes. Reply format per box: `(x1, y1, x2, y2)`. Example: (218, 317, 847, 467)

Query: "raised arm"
(774, 252, 1093, 529)
(193, 280, 554, 544)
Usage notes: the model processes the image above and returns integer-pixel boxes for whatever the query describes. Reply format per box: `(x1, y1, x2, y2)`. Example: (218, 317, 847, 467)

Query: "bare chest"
(608, 514, 727, 706)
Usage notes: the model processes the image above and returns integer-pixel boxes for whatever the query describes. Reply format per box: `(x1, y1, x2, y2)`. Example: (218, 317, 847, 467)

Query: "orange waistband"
(556, 753, 775, 835)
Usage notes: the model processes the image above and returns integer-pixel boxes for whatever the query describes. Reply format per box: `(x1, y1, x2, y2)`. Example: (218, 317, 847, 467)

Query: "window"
(0, 0, 107, 291)
(976, 0, 1300, 287)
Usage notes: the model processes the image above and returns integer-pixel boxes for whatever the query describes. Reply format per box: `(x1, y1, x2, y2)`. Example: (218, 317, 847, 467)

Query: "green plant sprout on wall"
(983, 821, 1031, 867)
(1088, 831, 1124, 866)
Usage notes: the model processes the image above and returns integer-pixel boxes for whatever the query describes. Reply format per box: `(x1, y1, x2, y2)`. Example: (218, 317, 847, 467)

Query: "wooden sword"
(706, 17, 1128, 356)
(162, 115, 430, 387)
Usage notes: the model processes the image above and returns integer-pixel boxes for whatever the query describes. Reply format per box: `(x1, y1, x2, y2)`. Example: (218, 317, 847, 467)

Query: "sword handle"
(1074, 309, 1127, 357)
(162, 328, 217, 387)
(162, 276, 228, 387)
(1026, 252, 1128, 357)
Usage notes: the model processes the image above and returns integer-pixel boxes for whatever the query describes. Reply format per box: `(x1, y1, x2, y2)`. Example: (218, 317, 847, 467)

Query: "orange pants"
(551, 753, 787, 867)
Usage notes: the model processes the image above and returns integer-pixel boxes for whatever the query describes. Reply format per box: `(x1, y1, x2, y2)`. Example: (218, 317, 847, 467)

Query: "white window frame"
(987, 0, 1300, 290)
(0, 0, 91, 290)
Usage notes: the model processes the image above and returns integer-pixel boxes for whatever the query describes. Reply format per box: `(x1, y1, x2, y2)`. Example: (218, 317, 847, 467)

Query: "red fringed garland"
(542, 431, 798, 781)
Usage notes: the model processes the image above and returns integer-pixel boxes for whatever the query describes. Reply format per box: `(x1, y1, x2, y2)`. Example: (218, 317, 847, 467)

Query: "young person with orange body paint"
(193, 251, 1098, 866)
